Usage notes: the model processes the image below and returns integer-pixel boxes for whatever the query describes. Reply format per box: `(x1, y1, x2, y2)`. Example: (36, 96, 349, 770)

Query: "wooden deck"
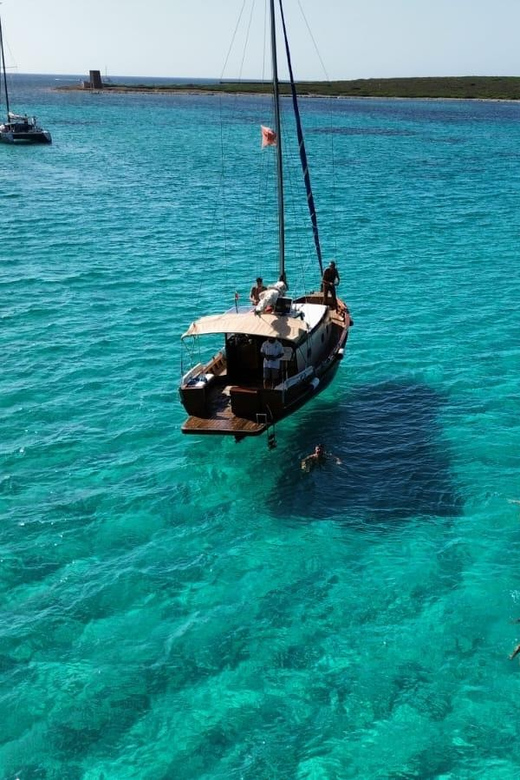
(179, 297, 352, 438)
(181, 385, 268, 436)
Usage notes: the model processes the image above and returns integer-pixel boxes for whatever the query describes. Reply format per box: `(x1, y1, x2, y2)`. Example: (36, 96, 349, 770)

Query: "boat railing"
(181, 363, 205, 385)
(275, 365, 314, 392)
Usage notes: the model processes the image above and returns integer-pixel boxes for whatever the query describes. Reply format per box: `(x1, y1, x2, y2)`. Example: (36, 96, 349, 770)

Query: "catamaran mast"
(270, 0, 285, 280)
(0, 16, 10, 118)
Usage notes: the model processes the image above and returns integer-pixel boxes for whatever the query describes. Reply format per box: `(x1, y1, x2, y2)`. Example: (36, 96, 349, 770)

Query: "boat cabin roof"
(181, 303, 328, 343)
(292, 302, 327, 331)
(182, 310, 308, 343)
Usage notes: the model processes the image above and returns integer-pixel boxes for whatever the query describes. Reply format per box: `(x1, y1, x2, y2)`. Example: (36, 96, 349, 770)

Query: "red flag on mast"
(261, 125, 277, 147)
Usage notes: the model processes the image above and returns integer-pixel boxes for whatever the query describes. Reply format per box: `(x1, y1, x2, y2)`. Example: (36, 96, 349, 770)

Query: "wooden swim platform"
(181, 384, 268, 436)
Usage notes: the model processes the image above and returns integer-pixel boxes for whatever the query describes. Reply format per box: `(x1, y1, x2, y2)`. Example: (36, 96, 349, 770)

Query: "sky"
(2, 0, 520, 81)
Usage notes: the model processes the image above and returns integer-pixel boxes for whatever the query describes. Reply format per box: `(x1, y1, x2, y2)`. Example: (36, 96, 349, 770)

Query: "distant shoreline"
(56, 76, 520, 101)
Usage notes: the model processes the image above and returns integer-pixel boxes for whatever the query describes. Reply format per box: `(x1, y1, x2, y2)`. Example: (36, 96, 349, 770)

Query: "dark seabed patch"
(269, 380, 461, 523)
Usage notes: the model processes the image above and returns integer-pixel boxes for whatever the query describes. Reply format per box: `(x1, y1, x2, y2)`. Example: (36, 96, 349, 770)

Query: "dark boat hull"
(0, 130, 52, 144)
(180, 348, 345, 438)
(180, 300, 351, 438)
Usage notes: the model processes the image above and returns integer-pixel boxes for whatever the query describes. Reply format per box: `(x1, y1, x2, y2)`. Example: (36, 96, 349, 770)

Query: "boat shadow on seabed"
(268, 379, 462, 524)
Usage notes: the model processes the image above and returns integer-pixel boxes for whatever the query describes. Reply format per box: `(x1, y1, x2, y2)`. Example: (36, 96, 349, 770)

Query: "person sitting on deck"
(260, 336, 284, 388)
(255, 279, 287, 314)
(250, 277, 267, 305)
(301, 443, 342, 473)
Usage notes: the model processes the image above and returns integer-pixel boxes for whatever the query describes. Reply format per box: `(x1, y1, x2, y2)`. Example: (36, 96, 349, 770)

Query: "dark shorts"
(263, 366, 280, 381)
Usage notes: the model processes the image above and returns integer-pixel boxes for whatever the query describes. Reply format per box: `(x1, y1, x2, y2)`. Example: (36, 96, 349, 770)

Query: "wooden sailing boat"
(179, 0, 351, 440)
(0, 15, 52, 145)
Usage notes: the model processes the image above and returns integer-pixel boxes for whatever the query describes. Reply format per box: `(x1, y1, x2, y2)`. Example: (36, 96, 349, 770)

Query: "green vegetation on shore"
(58, 76, 520, 100)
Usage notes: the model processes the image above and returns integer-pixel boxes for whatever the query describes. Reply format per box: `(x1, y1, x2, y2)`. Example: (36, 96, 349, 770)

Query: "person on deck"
(322, 261, 340, 310)
(255, 278, 287, 314)
(250, 277, 267, 305)
(260, 336, 284, 388)
(301, 443, 342, 473)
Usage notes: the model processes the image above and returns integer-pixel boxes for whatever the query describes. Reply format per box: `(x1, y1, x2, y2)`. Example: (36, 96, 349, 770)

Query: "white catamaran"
(179, 0, 351, 441)
(0, 15, 52, 145)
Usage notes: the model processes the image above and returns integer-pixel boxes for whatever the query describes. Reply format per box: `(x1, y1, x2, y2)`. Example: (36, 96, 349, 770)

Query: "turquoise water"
(2, 76, 520, 779)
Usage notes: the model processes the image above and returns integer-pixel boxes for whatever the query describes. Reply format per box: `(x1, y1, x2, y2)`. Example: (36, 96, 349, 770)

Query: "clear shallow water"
(1, 75, 520, 779)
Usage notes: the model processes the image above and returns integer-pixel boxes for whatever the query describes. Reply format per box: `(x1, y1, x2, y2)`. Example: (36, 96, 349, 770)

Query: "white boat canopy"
(182, 311, 308, 343)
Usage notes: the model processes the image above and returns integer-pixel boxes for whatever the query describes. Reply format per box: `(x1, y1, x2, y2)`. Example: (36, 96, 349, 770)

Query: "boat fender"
(338, 348, 345, 359)
(310, 378, 320, 391)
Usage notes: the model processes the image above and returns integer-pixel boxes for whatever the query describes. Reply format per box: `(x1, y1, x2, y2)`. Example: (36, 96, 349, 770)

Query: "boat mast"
(0, 16, 9, 118)
(270, 0, 285, 280)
